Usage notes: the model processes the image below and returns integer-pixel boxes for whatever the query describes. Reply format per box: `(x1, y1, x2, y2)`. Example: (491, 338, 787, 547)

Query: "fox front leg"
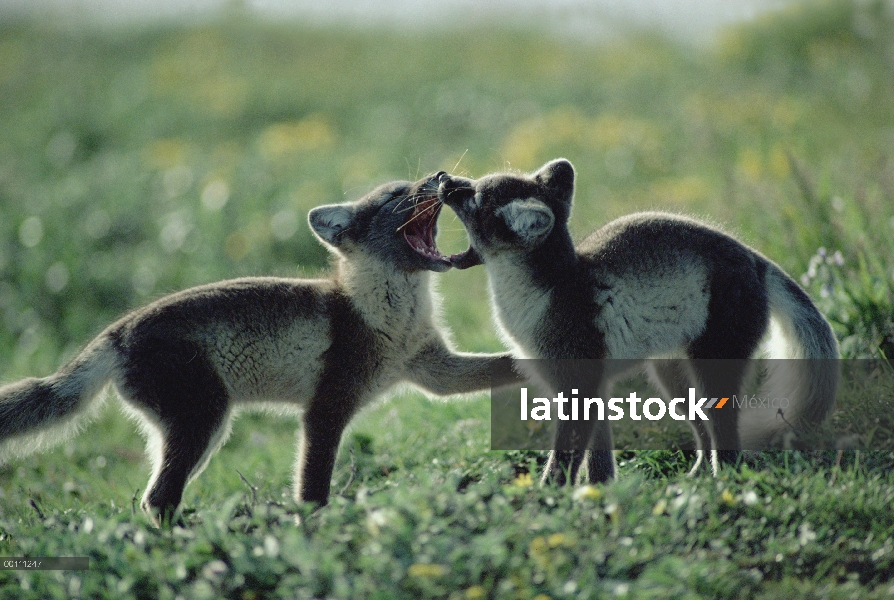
(293, 400, 357, 507)
(404, 338, 517, 395)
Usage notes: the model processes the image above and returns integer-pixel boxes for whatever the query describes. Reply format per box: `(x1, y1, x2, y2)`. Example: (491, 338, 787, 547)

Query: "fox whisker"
(395, 198, 442, 233)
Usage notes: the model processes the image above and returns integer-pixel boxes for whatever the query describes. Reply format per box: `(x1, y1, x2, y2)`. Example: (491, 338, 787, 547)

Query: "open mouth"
(401, 195, 451, 268)
(402, 194, 481, 270)
(436, 176, 483, 270)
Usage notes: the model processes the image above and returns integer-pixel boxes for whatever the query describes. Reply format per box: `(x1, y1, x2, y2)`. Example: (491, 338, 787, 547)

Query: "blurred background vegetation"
(1, 0, 893, 382)
(3, 5, 894, 596)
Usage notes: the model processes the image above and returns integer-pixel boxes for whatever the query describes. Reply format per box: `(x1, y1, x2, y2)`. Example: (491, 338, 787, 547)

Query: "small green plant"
(801, 247, 894, 358)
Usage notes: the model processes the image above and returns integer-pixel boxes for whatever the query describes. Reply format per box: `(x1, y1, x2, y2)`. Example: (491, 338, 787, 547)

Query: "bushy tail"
(739, 261, 839, 449)
(0, 336, 118, 462)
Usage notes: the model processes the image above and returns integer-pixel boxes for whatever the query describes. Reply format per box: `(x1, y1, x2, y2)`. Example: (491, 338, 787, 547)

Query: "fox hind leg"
(583, 422, 617, 484)
(649, 360, 713, 475)
(140, 413, 230, 525)
(686, 290, 767, 468)
(119, 342, 231, 525)
(689, 359, 752, 469)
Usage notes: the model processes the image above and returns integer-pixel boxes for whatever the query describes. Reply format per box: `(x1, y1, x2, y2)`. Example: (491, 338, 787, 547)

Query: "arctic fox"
(0, 172, 508, 524)
(438, 159, 838, 484)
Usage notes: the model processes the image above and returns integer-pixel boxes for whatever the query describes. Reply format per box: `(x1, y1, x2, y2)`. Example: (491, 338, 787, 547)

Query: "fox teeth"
(415, 244, 444, 260)
(408, 239, 442, 259)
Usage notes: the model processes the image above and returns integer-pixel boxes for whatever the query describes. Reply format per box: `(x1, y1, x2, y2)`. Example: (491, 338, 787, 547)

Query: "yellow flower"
(736, 147, 763, 180)
(572, 485, 602, 501)
(407, 563, 448, 578)
(528, 536, 547, 554)
(721, 489, 737, 506)
(144, 138, 188, 170)
(258, 114, 336, 160)
(513, 472, 534, 488)
(547, 533, 566, 548)
(768, 144, 791, 179)
(464, 585, 486, 599)
(649, 175, 712, 205)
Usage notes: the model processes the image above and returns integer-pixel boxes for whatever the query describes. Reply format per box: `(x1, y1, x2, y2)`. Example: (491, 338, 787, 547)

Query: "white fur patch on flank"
(209, 317, 332, 404)
(595, 262, 709, 359)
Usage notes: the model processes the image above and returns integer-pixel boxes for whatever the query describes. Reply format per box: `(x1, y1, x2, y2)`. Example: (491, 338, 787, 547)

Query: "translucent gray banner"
(490, 359, 892, 451)
(1, 557, 90, 570)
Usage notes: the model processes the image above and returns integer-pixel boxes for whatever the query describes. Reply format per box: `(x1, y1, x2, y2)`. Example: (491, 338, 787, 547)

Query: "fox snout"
(437, 174, 474, 209)
(419, 171, 446, 192)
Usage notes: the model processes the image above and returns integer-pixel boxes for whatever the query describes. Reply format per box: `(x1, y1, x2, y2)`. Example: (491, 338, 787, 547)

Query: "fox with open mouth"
(0, 172, 510, 525)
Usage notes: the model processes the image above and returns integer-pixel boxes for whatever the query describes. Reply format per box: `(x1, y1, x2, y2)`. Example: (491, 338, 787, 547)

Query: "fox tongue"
(449, 247, 482, 269)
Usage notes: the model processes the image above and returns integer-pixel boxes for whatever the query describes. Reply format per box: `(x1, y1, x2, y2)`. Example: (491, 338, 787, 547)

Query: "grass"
(2, 0, 894, 597)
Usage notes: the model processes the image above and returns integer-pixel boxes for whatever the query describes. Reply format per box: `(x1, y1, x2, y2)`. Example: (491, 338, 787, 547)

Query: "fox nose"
(437, 173, 458, 191)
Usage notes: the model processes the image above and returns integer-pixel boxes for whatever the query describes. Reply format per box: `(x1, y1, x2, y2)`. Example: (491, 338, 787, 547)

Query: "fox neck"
(536, 226, 578, 278)
(504, 226, 578, 286)
(482, 229, 579, 356)
(337, 254, 432, 334)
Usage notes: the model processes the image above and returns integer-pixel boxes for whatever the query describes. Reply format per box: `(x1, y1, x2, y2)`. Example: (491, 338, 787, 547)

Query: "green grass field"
(2, 1, 894, 597)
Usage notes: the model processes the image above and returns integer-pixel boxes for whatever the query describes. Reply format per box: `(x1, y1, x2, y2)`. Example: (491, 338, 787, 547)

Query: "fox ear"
(497, 198, 555, 247)
(533, 158, 575, 198)
(308, 204, 354, 247)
